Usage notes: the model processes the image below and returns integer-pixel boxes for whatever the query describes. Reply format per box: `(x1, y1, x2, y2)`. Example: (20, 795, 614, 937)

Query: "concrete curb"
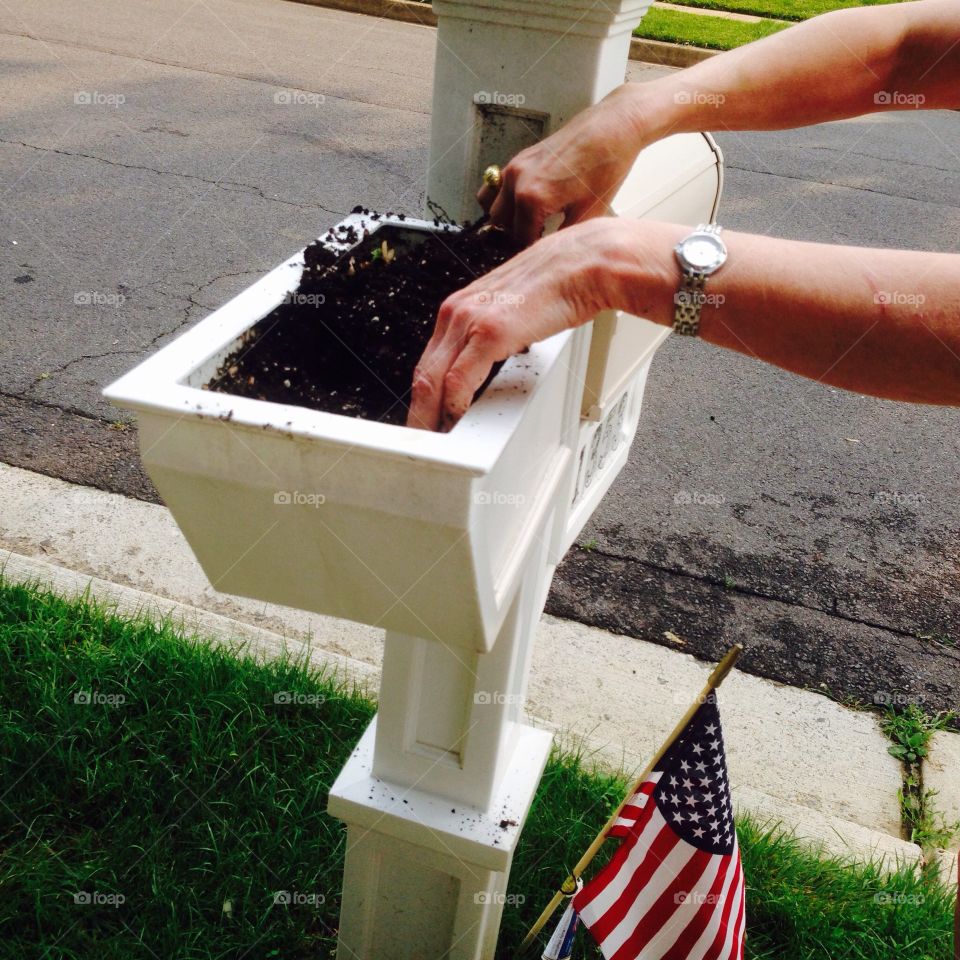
(290, 0, 718, 67)
(0, 461, 933, 875)
(629, 35, 717, 67)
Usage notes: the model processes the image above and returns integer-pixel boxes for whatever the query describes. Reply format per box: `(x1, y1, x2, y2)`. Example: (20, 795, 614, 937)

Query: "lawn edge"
(0, 541, 928, 879)
(284, 0, 719, 67)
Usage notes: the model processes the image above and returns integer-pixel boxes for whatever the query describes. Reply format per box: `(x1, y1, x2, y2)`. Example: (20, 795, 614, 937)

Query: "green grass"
(881, 706, 960, 855)
(665, 0, 909, 23)
(0, 580, 955, 958)
(882, 705, 955, 767)
(634, 6, 791, 50)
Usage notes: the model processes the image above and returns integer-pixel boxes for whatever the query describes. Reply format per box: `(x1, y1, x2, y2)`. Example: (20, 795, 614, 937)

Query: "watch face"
(680, 233, 726, 273)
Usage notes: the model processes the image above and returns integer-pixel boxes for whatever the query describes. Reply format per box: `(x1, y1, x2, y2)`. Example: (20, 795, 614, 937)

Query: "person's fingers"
(407, 294, 464, 430)
(512, 186, 548, 248)
(407, 332, 456, 431)
(439, 328, 503, 431)
(477, 181, 498, 213)
(488, 186, 515, 234)
(407, 354, 445, 430)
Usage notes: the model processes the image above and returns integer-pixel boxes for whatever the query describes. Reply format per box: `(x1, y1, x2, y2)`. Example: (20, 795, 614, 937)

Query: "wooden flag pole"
(954, 850, 958, 960)
(518, 643, 744, 955)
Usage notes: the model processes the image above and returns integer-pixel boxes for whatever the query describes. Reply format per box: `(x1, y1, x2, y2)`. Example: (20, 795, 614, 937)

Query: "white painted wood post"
(427, 0, 655, 221)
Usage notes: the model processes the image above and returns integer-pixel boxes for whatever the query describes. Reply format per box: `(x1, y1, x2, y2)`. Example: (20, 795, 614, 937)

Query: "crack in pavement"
(723, 163, 960, 210)
(0, 388, 120, 425)
(808, 145, 960, 175)
(575, 544, 960, 654)
(26, 348, 142, 389)
(0, 137, 347, 216)
(20, 268, 271, 394)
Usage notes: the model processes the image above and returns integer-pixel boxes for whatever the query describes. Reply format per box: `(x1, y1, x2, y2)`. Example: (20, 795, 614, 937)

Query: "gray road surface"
(1, 0, 957, 716)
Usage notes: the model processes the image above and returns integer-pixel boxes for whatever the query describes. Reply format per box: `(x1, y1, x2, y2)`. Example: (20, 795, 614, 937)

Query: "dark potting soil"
(206, 213, 521, 425)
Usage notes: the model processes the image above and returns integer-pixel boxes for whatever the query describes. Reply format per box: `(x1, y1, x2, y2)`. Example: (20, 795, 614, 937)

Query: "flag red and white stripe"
(572, 693, 745, 960)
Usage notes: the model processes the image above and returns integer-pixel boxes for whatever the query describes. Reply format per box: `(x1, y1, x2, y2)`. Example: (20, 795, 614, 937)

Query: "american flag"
(571, 692, 745, 960)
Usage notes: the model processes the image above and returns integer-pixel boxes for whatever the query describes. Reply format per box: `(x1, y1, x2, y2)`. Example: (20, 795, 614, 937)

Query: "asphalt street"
(1, 0, 957, 715)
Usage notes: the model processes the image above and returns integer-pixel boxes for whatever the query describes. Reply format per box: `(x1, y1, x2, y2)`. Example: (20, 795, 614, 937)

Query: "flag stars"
(649, 703, 735, 856)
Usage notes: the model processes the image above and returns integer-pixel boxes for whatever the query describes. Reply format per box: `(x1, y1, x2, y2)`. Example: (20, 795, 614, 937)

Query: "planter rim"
(104, 214, 571, 476)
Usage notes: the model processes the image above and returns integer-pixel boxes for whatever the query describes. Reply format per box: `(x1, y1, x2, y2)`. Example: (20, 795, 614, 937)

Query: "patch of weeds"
(882, 706, 953, 765)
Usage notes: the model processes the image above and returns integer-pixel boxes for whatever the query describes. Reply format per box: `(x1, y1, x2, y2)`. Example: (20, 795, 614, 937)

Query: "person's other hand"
(476, 85, 647, 247)
(407, 219, 632, 431)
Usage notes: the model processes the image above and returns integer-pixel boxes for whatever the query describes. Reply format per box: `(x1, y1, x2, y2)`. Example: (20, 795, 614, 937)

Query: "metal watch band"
(674, 272, 707, 337)
(673, 223, 722, 338)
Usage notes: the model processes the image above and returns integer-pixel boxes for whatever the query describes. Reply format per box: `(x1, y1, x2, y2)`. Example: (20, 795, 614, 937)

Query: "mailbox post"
(104, 1, 722, 956)
(331, 4, 721, 950)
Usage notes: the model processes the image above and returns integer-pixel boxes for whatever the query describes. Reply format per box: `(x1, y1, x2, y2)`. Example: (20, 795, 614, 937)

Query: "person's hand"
(407, 219, 634, 431)
(477, 84, 649, 247)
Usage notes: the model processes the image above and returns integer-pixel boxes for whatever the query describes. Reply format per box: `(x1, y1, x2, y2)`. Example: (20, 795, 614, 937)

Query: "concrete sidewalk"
(3, 460, 957, 883)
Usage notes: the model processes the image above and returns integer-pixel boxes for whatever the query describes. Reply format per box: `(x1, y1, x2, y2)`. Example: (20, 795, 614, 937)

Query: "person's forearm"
(608, 220, 960, 406)
(617, 0, 960, 148)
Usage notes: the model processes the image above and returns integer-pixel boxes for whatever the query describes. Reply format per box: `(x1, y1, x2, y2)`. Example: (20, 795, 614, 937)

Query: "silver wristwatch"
(673, 223, 727, 337)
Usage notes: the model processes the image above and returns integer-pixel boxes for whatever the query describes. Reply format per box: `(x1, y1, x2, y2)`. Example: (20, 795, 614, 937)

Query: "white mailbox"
(104, 0, 722, 953)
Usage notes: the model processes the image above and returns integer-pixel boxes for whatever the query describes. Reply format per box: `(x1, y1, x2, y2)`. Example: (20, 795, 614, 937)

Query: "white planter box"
(105, 214, 578, 654)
